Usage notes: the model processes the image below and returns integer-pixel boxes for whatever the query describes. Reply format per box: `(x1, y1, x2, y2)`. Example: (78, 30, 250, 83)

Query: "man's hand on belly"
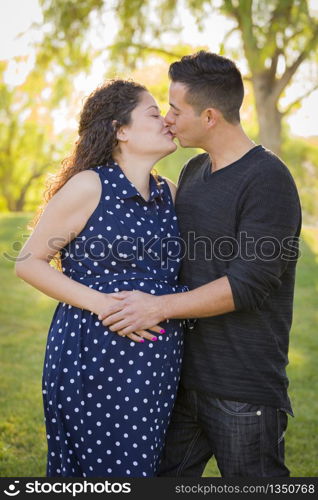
(98, 290, 166, 340)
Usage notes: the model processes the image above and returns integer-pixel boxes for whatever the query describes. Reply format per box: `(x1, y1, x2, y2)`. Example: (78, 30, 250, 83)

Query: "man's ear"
(202, 108, 219, 128)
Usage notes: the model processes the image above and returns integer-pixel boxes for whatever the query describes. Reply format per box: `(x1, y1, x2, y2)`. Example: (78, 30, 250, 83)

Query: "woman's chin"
(167, 140, 178, 153)
(154, 146, 176, 163)
(162, 145, 177, 157)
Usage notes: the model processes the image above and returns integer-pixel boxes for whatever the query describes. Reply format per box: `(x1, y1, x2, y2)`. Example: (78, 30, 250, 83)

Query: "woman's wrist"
(88, 290, 108, 316)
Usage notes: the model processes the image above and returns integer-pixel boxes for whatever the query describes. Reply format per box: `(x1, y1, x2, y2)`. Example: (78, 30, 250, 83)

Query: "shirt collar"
(105, 160, 164, 202)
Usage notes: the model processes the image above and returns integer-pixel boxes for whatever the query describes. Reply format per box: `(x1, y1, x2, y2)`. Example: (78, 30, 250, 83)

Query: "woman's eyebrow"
(145, 105, 160, 111)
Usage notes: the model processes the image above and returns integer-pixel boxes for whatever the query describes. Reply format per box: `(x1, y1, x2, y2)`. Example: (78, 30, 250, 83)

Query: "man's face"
(165, 81, 205, 148)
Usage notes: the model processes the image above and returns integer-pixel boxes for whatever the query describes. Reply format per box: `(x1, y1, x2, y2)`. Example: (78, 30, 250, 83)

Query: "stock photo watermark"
(3, 231, 301, 268)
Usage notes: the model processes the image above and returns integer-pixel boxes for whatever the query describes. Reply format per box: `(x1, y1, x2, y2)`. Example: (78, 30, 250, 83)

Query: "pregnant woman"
(15, 79, 186, 477)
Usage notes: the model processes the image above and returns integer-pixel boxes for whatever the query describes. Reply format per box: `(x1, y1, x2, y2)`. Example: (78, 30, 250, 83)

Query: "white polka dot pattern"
(42, 161, 186, 477)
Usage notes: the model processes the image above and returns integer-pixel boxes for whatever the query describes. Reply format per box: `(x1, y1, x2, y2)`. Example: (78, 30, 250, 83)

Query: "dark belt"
(183, 318, 197, 332)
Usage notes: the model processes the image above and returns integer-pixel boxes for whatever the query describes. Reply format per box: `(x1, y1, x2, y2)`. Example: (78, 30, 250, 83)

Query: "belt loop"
(183, 319, 197, 332)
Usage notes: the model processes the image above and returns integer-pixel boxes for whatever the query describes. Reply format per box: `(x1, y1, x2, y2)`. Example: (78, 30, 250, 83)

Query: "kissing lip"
(164, 129, 176, 138)
(164, 130, 174, 138)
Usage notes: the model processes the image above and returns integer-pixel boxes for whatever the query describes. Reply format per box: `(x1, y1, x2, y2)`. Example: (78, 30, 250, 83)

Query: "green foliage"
(37, 1, 318, 76)
(34, 0, 318, 155)
(1, 1, 318, 215)
(37, 0, 104, 72)
(0, 61, 71, 212)
(0, 214, 317, 476)
(282, 136, 318, 224)
(220, 0, 318, 63)
(0, 214, 55, 475)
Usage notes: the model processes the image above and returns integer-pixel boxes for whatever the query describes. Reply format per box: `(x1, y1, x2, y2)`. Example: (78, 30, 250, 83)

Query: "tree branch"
(273, 25, 318, 101)
(283, 28, 305, 46)
(15, 163, 52, 211)
(222, 0, 239, 17)
(107, 42, 185, 60)
(281, 83, 318, 116)
(268, 47, 282, 83)
(222, 26, 239, 44)
(273, 53, 307, 100)
(234, 0, 260, 70)
(268, 0, 293, 40)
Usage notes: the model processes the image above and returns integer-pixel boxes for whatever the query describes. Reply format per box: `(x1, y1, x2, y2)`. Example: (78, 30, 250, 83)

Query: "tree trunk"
(14, 198, 26, 212)
(1, 185, 15, 211)
(252, 74, 283, 157)
(15, 181, 32, 212)
(9, 168, 46, 212)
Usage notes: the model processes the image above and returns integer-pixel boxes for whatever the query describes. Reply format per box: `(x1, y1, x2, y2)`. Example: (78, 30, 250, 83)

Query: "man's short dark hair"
(168, 51, 244, 124)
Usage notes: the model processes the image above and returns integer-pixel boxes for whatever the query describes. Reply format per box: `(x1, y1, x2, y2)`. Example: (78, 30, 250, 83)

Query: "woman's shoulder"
(51, 169, 102, 216)
(61, 169, 101, 196)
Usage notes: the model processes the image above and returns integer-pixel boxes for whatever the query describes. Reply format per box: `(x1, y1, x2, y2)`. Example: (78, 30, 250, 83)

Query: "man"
(100, 51, 302, 477)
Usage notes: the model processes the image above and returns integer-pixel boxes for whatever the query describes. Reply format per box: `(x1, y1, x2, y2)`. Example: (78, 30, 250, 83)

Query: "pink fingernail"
(160, 329, 166, 333)
(152, 337, 158, 341)
(140, 339, 145, 343)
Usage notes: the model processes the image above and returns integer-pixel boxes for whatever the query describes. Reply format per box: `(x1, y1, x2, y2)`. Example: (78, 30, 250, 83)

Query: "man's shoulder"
(240, 147, 300, 209)
(180, 152, 208, 178)
(253, 147, 296, 184)
(185, 152, 209, 169)
(177, 152, 208, 187)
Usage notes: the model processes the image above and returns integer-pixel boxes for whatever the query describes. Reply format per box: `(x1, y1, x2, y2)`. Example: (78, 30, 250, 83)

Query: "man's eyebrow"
(169, 103, 181, 111)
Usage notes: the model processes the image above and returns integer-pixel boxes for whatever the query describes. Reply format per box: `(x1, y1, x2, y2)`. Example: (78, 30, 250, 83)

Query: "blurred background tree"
(0, 60, 66, 211)
(37, 0, 318, 155)
(0, 0, 318, 219)
(1, 0, 318, 477)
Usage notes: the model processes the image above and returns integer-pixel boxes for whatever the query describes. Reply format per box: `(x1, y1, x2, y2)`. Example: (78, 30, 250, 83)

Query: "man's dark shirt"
(176, 145, 302, 415)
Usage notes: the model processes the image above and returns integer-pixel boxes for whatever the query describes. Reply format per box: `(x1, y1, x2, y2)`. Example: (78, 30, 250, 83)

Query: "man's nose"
(164, 110, 174, 125)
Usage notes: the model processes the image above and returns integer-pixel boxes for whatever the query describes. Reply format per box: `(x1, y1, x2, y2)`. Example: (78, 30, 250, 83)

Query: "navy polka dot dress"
(42, 161, 187, 478)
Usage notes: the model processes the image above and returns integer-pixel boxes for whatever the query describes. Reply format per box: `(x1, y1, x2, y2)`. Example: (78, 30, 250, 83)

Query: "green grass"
(0, 214, 317, 477)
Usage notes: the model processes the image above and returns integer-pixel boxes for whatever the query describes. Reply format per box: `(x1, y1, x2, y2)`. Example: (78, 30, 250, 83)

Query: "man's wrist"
(157, 294, 170, 322)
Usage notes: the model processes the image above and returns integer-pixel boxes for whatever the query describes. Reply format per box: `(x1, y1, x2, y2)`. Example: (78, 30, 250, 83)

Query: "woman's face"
(117, 91, 177, 159)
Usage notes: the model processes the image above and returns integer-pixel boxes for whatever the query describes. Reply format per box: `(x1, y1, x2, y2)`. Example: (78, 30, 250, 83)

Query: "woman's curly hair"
(31, 79, 146, 229)
(30, 79, 147, 266)
(46, 79, 146, 204)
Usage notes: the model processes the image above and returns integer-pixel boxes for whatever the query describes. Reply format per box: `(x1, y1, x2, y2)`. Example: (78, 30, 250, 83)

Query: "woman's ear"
(113, 120, 127, 142)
